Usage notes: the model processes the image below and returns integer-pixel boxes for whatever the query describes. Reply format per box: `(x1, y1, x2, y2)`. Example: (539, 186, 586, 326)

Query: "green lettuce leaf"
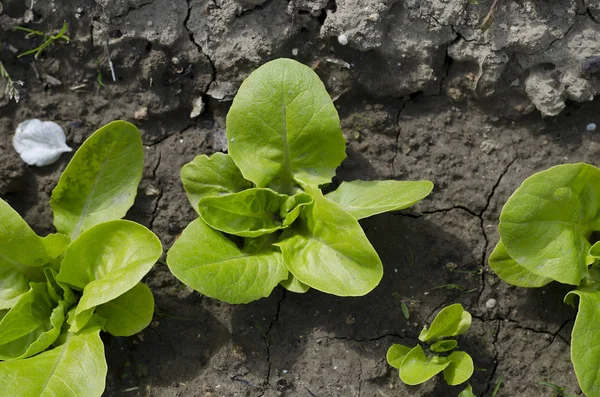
(430, 339, 458, 353)
(325, 180, 433, 220)
(95, 282, 154, 337)
(198, 188, 288, 237)
(56, 220, 161, 332)
(386, 343, 413, 369)
(443, 351, 474, 386)
(275, 186, 383, 296)
(398, 345, 450, 385)
(565, 288, 600, 397)
(181, 152, 252, 214)
(0, 282, 63, 360)
(0, 198, 49, 310)
(167, 219, 288, 304)
(419, 304, 471, 342)
(279, 273, 310, 293)
(50, 121, 144, 240)
(227, 58, 346, 193)
(498, 163, 600, 285)
(489, 240, 552, 288)
(0, 324, 107, 397)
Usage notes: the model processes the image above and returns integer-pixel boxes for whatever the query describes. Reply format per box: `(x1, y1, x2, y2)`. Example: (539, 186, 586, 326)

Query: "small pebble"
(587, 123, 596, 132)
(486, 298, 497, 309)
(337, 34, 348, 45)
(291, 48, 299, 56)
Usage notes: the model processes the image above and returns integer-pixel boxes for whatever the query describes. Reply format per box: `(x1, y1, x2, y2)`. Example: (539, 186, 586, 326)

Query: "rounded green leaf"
(181, 153, 252, 214)
(275, 186, 383, 296)
(566, 288, 600, 396)
(0, 198, 49, 310)
(430, 339, 458, 353)
(281, 192, 314, 226)
(96, 282, 154, 337)
(198, 188, 288, 237)
(399, 345, 450, 385)
(326, 180, 434, 220)
(50, 121, 144, 240)
(419, 304, 471, 342)
(0, 300, 67, 360)
(499, 163, 600, 285)
(227, 58, 346, 193)
(0, 325, 107, 397)
(489, 240, 552, 288)
(279, 273, 310, 293)
(386, 343, 413, 369)
(443, 351, 474, 386)
(587, 241, 600, 265)
(167, 219, 289, 304)
(56, 220, 162, 332)
(0, 282, 64, 360)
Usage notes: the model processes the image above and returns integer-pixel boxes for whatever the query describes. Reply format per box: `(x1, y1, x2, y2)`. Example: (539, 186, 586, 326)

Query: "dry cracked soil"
(1, 0, 600, 396)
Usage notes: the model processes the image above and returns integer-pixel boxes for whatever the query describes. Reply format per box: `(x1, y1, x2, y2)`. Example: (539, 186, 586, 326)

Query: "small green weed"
(14, 21, 70, 59)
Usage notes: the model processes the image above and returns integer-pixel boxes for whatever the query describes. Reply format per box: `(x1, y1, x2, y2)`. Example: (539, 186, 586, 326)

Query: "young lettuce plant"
(0, 121, 161, 397)
(489, 163, 600, 397)
(167, 58, 433, 304)
(387, 304, 475, 395)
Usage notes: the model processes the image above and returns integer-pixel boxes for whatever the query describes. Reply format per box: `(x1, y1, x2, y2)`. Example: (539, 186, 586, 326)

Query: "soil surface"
(1, 0, 598, 396)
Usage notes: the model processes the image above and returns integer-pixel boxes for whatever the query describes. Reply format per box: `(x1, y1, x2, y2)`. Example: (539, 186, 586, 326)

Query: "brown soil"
(1, 0, 597, 396)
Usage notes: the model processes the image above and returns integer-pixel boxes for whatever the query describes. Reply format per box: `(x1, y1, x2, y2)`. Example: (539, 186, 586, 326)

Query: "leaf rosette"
(0, 121, 161, 397)
(167, 58, 433, 303)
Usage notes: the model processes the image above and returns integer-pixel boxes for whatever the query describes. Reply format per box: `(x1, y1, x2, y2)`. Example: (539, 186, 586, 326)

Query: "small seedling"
(401, 301, 410, 320)
(489, 163, 600, 396)
(490, 376, 503, 397)
(0, 61, 23, 103)
(0, 121, 161, 397)
(166, 58, 433, 304)
(0, 43, 24, 103)
(95, 59, 105, 87)
(538, 381, 576, 397)
(387, 304, 475, 391)
(14, 21, 70, 59)
(432, 284, 477, 293)
(479, 0, 501, 31)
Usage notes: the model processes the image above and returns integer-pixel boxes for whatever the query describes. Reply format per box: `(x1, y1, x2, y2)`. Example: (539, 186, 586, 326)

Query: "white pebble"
(485, 298, 497, 309)
(587, 123, 596, 132)
(291, 48, 299, 56)
(337, 34, 348, 45)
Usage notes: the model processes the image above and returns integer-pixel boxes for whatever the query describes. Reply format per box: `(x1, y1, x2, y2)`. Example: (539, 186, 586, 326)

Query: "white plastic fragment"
(13, 119, 72, 166)
(337, 34, 348, 46)
(587, 123, 597, 132)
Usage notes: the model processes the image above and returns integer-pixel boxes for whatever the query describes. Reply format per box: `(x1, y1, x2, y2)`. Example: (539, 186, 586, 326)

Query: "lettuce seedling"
(387, 304, 475, 390)
(167, 58, 433, 304)
(0, 121, 162, 397)
(489, 163, 600, 397)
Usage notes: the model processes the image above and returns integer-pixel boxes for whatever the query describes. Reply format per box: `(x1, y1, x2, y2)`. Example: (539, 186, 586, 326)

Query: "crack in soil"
(149, 150, 162, 231)
(331, 332, 419, 344)
(237, 0, 277, 18)
(476, 157, 517, 304)
(259, 289, 286, 395)
(184, 0, 217, 93)
(115, 0, 156, 19)
(482, 319, 501, 395)
(391, 100, 408, 176)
